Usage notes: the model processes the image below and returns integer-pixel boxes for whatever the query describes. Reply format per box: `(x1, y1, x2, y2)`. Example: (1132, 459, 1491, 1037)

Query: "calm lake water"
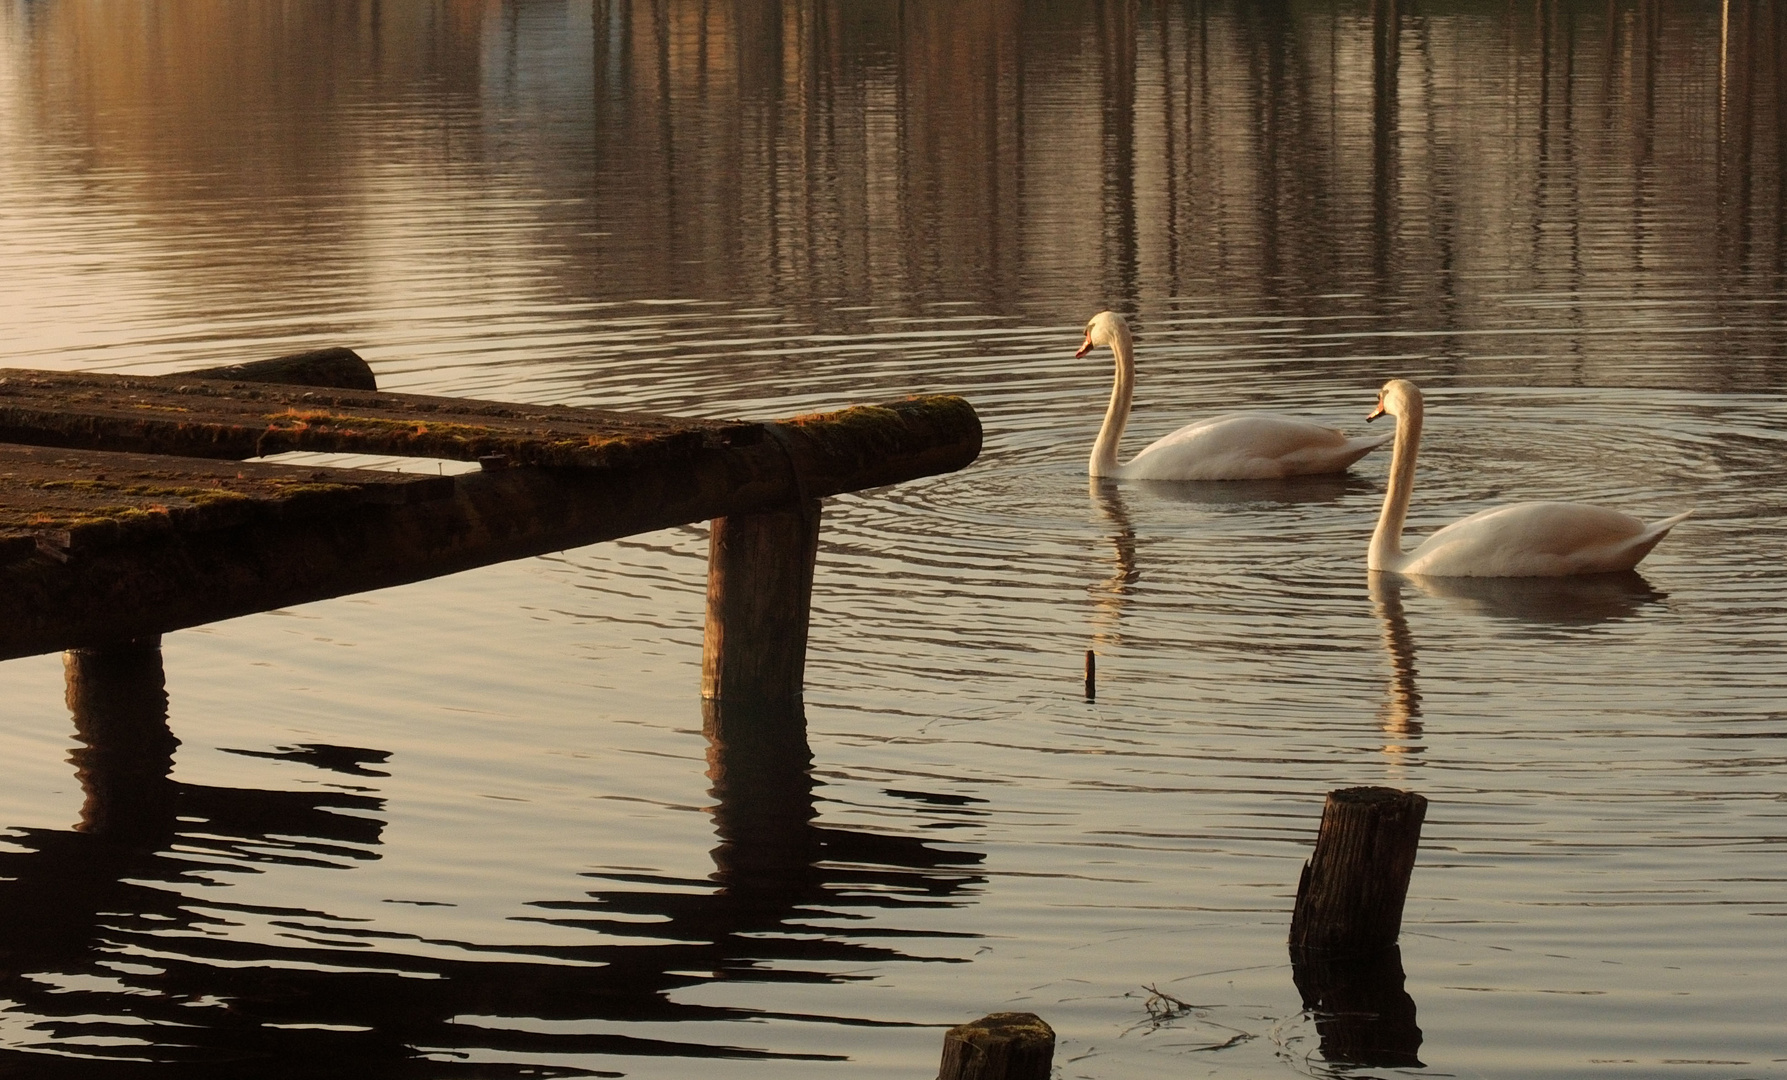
(3, 2, 1786, 1077)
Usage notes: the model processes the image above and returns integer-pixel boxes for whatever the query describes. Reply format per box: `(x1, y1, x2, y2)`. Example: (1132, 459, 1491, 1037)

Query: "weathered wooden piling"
(1288, 786, 1427, 956)
(937, 1012, 1054, 1080)
(702, 500, 821, 712)
(1083, 649, 1096, 701)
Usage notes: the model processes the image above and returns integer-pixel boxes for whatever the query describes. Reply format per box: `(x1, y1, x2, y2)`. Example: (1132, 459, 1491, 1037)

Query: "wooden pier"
(0, 351, 982, 718)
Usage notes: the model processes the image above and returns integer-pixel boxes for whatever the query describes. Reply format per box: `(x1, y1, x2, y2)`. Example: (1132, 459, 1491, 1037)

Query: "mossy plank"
(0, 369, 761, 468)
(0, 444, 451, 561)
(0, 394, 980, 659)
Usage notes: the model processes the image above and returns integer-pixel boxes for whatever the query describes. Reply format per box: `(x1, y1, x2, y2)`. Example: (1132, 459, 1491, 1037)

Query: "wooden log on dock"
(938, 1012, 1054, 1080)
(1289, 786, 1427, 957)
(183, 347, 377, 392)
(0, 395, 980, 661)
(0, 367, 761, 466)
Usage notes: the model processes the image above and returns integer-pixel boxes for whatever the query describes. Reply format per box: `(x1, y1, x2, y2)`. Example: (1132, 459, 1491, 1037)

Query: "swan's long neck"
(1369, 394, 1423, 572)
(1089, 327, 1135, 477)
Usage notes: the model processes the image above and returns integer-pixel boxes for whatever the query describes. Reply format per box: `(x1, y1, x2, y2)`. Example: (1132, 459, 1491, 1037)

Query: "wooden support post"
(701, 499, 821, 714)
(938, 1012, 1055, 1080)
(63, 637, 179, 844)
(1289, 786, 1427, 956)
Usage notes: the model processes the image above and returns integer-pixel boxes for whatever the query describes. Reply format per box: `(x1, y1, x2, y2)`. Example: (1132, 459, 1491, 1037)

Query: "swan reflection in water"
(1368, 573, 1425, 770)
(1399, 569, 1666, 628)
(1124, 473, 1373, 508)
(1368, 570, 1664, 760)
(1087, 480, 1141, 648)
(0, 641, 985, 1076)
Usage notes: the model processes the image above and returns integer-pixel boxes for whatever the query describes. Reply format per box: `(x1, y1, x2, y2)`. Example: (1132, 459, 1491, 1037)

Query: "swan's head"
(1368, 378, 1422, 422)
(1075, 310, 1131, 359)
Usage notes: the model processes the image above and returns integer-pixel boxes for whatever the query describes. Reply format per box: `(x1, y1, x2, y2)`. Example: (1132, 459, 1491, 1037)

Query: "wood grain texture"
(1288, 786, 1427, 956)
(702, 502, 821, 708)
(938, 1012, 1055, 1080)
(0, 396, 979, 660)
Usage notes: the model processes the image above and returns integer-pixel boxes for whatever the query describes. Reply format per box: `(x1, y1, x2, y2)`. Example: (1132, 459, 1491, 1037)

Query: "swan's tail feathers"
(1613, 508, 1693, 570)
(1645, 509, 1695, 538)
(1335, 431, 1393, 469)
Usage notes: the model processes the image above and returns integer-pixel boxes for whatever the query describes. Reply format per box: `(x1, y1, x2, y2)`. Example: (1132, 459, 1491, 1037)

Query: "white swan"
(1079, 311, 1388, 480)
(1366, 378, 1692, 577)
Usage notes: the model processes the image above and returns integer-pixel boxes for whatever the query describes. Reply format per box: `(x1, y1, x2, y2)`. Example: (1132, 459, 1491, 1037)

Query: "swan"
(1078, 311, 1388, 480)
(1365, 378, 1692, 577)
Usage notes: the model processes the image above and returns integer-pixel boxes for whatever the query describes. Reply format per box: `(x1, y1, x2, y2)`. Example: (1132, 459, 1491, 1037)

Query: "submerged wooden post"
(701, 499, 822, 715)
(938, 1012, 1054, 1080)
(1289, 786, 1427, 956)
(1291, 944, 1423, 1067)
(63, 637, 178, 844)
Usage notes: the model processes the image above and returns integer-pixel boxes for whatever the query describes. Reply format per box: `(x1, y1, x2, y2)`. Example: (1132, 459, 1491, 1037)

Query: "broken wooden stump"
(1289, 786, 1427, 956)
(937, 1012, 1054, 1080)
(1287, 787, 1427, 1068)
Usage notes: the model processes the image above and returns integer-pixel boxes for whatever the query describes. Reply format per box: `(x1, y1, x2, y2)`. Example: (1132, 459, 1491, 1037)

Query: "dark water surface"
(2, 2, 1786, 1077)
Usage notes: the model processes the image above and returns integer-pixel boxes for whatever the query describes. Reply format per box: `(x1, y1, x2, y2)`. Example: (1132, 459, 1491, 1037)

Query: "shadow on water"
(0, 642, 984, 1077)
(1124, 474, 1374, 508)
(1289, 945, 1424, 1070)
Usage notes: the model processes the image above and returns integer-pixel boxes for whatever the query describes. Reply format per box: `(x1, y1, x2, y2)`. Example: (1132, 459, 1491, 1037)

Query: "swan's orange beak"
(1366, 402, 1386, 422)
(1074, 334, 1095, 359)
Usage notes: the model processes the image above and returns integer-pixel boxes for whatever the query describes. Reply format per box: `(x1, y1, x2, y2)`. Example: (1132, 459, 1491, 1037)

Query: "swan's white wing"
(1123, 413, 1383, 480)
(1403, 501, 1685, 577)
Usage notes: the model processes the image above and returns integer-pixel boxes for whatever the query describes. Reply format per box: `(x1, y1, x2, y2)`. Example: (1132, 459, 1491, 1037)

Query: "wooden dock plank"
(0, 444, 452, 563)
(0, 369, 762, 467)
(0, 394, 981, 660)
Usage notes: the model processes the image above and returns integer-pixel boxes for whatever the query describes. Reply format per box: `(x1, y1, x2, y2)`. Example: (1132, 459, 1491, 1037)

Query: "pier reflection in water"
(0, 646, 982, 1075)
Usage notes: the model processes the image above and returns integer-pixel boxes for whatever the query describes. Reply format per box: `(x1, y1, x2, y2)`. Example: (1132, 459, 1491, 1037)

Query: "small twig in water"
(1188, 1031, 1256, 1053)
(1142, 983, 1196, 1021)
